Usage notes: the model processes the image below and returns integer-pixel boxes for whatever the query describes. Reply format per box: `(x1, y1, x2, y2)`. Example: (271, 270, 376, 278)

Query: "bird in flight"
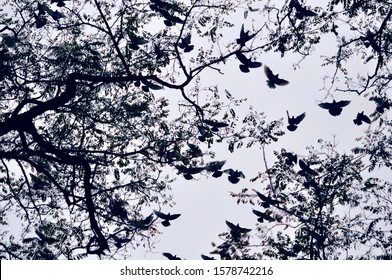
(162, 252, 182, 260)
(264, 66, 289, 88)
(290, 0, 317, 20)
(154, 210, 181, 227)
(318, 99, 351, 116)
(236, 51, 262, 73)
(205, 160, 226, 178)
(353, 111, 371, 125)
(281, 151, 298, 165)
(236, 24, 256, 46)
(223, 169, 245, 184)
(286, 111, 306, 131)
(226, 220, 251, 240)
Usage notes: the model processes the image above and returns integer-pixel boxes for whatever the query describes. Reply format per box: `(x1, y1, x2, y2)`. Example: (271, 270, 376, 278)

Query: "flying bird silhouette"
(236, 24, 256, 46)
(204, 119, 229, 132)
(226, 220, 251, 240)
(353, 111, 371, 125)
(205, 160, 226, 178)
(264, 65, 289, 88)
(201, 254, 215, 260)
(281, 151, 298, 165)
(298, 159, 318, 177)
(154, 210, 181, 227)
(254, 190, 279, 208)
(162, 252, 182, 260)
(318, 99, 351, 116)
(286, 111, 306, 131)
(235, 51, 262, 73)
(290, 0, 317, 19)
(175, 165, 205, 180)
(223, 169, 245, 184)
(178, 34, 194, 52)
(128, 213, 154, 230)
(252, 209, 275, 223)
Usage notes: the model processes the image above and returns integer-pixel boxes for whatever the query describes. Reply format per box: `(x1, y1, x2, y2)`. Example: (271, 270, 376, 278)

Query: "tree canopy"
(0, 0, 391, 260)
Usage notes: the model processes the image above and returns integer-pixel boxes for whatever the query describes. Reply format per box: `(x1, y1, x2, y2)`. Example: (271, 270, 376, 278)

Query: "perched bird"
(235, 51, 262, 73)
(201, 254, 215, 260)
(264, 65, 289, 88)
(290, 0, 317, 20)
(286, 111, 306, 131)
(223, 169, 245, 184)
(203, 119, 229, 132)
(353, 111, 371, 125)
(318, 99, 351, 116)
(252, 209, 275, 223)
(236, 24, 256, 46)
(226, 220, 251, 240)
(162, 252, 182, 260)
(281, 151, 298, 165)
(178, 34, 194, 52)
(298, 159, 318, 177)
(205, 160, 226, 178)
(175, 165, 205, 180)
(254, 190, 279, 208)
(154, 210, 181, 227)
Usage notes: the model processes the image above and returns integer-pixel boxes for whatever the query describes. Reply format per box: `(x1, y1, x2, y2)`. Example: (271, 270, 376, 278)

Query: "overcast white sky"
(129, 7, 378, 259)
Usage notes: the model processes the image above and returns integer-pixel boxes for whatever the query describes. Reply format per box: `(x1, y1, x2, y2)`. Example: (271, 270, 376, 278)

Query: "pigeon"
(290, 0, 317, 20)
(162, 252, 182, 260)
(178, 34, 194, 52)
(264, 65, 289, 88)
(205, 160, 226, 178)
(252, 209, 275, 223)
(154, 210, 181, 227)
(236, 24, 256, 46)
(282, 152, 298, 165)
(226, 220, 251, 240)
(223, 169, 245, 184)
(254, 190, 279, 208)
(286, 111, 306, 131)
(175, 165, 205, 180)
(318, 99, 351, 116)
(201, 254, 215, 260)
(128, 213, 154, 230)
(353, 111, 371, 125)
(298, 159, 318, 177)
(203, 119, 229, 132)
(235, 52, 262, 73)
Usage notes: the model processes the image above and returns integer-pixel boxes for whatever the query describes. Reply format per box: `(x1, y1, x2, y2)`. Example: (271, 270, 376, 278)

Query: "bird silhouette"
(290, 0, 317, 20)
(178, 34, 194, 52)
(318, 99, 351, 116)
(298, 159, 318, 177)
(175, 165, 205, 180)
(236, 24, 256, 46)
(223, 169, 245, 184)
(204, 119, 229, 132)
(226, 220, 251, 240)
(51, 0, 69, 7)
(235, 51, 262, 73)
(254, 190, 279, 208)
(353, 111, 371, 125)
(162, 252, 182, 260)
(154, 210, 181, 227)
(264, 65, 289, 88)
(281, 152, 298, 165)
(201, 254, 215, 260)
(252, 209, 275, 223)
(286, 111, 306, 131)
(205, 160, 226, 178)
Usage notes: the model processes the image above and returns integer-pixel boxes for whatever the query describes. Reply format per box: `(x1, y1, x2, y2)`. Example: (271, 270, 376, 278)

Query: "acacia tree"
(210, 0, 392, 260)
(0, 0, 279, 259)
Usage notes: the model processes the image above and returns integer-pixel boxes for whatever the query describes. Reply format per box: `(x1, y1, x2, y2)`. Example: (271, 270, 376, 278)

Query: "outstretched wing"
(336, 100, 351, 108)
(293, 112, 306, 124)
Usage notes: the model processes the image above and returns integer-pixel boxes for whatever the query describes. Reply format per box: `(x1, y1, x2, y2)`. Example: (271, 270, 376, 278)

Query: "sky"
(129, 10, 378, 259)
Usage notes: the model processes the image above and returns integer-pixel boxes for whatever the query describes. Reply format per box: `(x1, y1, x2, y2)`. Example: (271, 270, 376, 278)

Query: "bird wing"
(336, 100, 351, 108)
(360, 113, 371, 124)
(293, 112, 306, 124)
(237, 171, 246, 178)
(225, 220, 237, 230)
(264, 65, 274, 79)
(154, 210, 169, 219)
(318, 102, 333, 109)
(166, 213, 181, 220)
(235, 52, 250, 65)
(275, 77, 289, 86)
(252, 209, 264, 217)
(223, 169, 234, 175)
